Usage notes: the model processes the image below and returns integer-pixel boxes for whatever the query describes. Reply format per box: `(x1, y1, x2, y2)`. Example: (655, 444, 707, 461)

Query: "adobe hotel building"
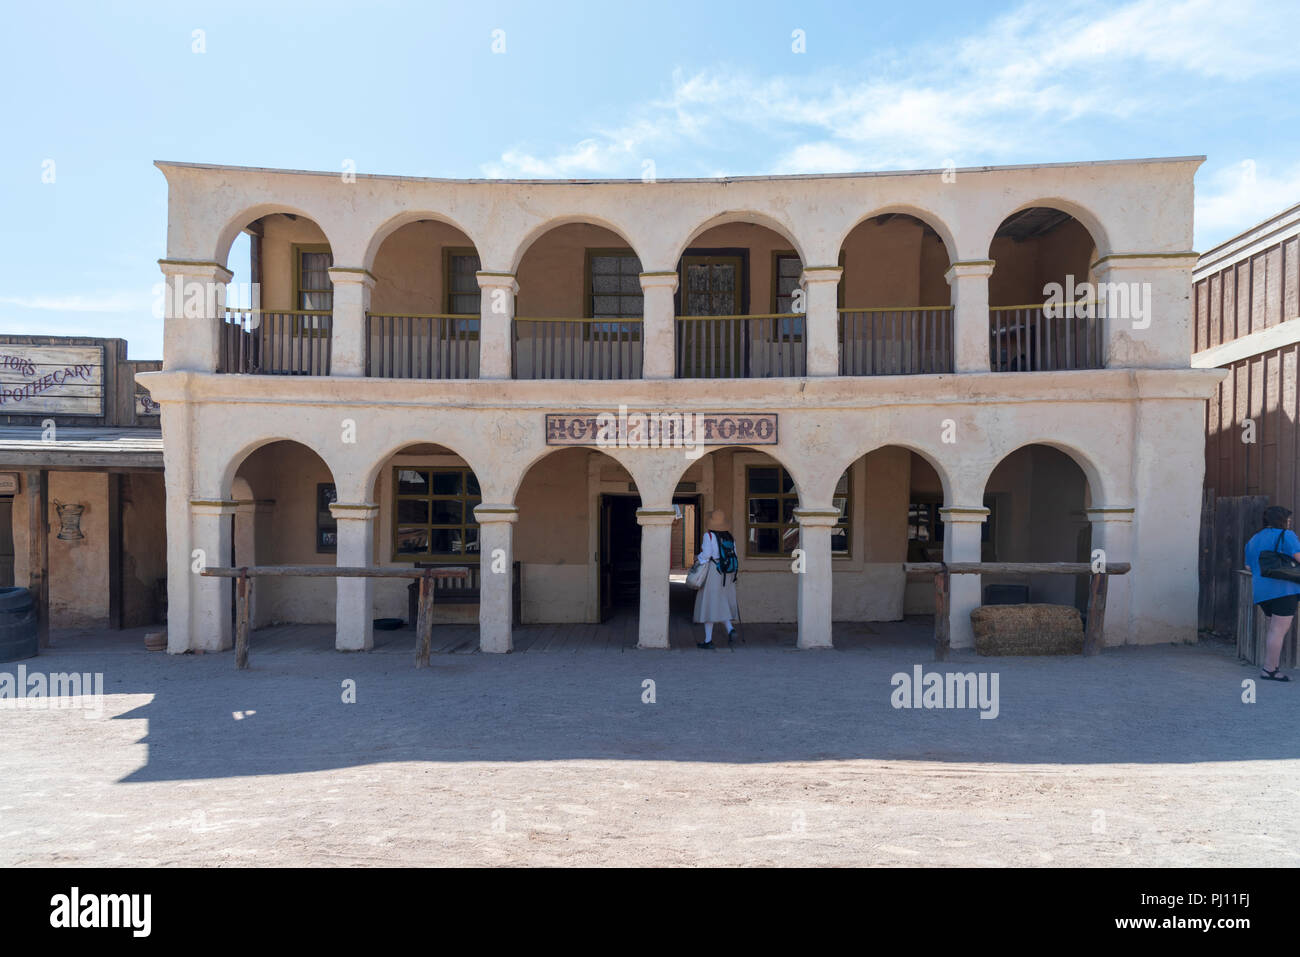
(141, 156, 1221, 656)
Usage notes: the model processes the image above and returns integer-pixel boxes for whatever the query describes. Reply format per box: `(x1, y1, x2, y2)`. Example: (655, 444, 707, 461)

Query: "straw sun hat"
(707, 509, 728, 531)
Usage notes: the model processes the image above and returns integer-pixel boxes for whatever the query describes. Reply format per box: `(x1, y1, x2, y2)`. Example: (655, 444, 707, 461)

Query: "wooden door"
(598, 496, 614, 622)
(679, 255, 745, 377)
(0, 498, 13, 587)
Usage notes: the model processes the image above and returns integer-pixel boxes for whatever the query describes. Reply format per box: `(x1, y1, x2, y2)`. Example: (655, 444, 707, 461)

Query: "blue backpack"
(712, 531, 739, 582)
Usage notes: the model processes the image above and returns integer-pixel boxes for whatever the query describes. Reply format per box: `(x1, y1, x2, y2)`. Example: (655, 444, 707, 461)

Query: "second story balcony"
(161, 158, 1200, 386)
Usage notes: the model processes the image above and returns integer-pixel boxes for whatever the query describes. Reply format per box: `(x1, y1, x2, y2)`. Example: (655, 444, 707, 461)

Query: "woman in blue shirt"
(1244, 505, 1300, 681)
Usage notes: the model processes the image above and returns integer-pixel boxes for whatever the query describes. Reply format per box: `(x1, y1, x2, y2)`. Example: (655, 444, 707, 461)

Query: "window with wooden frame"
(443, 248, 482, 337)
(586, 249, 644, 337)
(293, 244, 333, 334)
(745, 465, 850, 557)
(317, 483, 338, 554)
(392, 467, 482, 562)
(771, 251, 805, 339)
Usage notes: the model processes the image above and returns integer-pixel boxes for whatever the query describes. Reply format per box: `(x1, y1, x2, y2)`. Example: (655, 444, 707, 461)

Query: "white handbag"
(685, 560, 709, 590)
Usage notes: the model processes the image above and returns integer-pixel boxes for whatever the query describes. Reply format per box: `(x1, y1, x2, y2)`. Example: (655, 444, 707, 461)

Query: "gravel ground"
(1, 628, 1297, 867)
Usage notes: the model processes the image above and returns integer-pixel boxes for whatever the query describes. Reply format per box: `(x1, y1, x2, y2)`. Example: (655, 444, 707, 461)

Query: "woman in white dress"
(694, 509, 740, 649)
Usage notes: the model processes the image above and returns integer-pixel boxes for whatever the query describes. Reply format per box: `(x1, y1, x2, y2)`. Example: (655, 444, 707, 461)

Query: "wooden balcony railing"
(675, 314, 805, 378)
(513, 317, 643, 379)
(218, 309, 332, 375)
(839, 307, 953, 375)
(366, 313, 479, 379)
(989, 303, 1103, 372)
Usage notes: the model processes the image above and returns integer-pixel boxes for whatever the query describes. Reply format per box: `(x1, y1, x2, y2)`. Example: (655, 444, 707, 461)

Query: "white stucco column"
(945, 260, 994, 373)
(159, 260, 232, 372)
(328, 267, 375, 377)
(639, 272, 678, 379)
(474, 504, 517, 652)
(331, 502, 378, 651)
(1130, 397, 1206, 644)
(635, 507, 675, 648)
(794, 507, 838, 649)
(1086, 506, 1134, 647)
(801, 266, 842, 377)
(1092, 253, 1198, 368)
(476, 272, 517, 380)
(941, 506, 988, 649)
(188, 499, 235, 652)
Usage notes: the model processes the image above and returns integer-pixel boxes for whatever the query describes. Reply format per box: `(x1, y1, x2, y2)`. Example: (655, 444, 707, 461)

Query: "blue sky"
(2, 0, 1298, 358)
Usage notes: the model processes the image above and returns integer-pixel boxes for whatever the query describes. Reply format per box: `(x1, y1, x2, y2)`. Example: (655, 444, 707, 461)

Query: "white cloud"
(482, 0, 1299, 179)
(1196, 160, 1300, 250)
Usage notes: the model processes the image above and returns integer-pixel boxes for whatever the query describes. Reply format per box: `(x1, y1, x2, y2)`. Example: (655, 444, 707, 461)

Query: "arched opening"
(988, 206, 1102, 371)
(661, 445, 808, 643)
(807, 447, 947, 647)
(981, 444, 1093, 611)
(510, 447, 641, 641)
(675, 220, 806, 378)
(368, 442, 489, 639)
(513, 222, 644, 380)
(229, 440, 339, 643)
(220, 211, 334, 375)
(367, 219, 481, 379)
(838, 213, 954, 374)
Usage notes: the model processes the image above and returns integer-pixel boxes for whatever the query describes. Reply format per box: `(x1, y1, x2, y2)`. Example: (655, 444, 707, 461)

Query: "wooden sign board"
(0, 473, 18, 494)
(0, 345, 104, 416)
(135, 392, 161, 416)
(546, 412, 778, 446)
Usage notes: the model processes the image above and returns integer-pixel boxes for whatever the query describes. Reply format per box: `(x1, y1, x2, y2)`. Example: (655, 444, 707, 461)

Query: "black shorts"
(1258, 594, 1300, 617)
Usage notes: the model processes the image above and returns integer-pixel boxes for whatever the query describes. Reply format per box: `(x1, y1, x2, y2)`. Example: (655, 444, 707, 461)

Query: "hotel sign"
(546, 410, 778, 446)
(0, 345, 104, 416)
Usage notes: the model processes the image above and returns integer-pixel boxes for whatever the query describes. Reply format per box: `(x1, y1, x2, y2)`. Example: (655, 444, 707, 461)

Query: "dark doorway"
(670, 495, 701, 570)
(599, 494, 642, 620)
(0, 496, 13, 587)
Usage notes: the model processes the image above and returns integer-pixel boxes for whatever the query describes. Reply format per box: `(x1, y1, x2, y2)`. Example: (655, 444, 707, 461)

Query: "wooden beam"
(933, 567, 950, 662)
(27, 470, 49, 648)
(1082, 572, 1109, 656)
(199, 565, 469, 579)
(905, 561, 1130, 575)
(235, 570, 251, 670)
(108, 473, 122, 630)
(414, 569, 435, 668)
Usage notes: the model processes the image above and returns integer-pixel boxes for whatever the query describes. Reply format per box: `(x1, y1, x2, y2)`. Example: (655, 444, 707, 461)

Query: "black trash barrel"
(0, 587, 38, 662)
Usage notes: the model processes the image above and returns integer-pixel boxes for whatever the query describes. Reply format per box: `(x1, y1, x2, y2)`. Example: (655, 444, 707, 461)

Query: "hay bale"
(970, 604, 1083, 656)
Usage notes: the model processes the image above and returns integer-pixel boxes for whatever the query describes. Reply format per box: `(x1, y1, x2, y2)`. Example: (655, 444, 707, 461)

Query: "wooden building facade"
(0, 335, 165, 643)
(1195, 202, 1300, 634)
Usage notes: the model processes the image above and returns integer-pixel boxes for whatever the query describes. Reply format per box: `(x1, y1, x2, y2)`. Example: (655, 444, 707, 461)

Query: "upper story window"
(772, 252, 804, 338)
(445, 249, 482, 315)
(588, 251, 644, 318)
(295, 245, 333, 311)
(773, 253, 802, 313)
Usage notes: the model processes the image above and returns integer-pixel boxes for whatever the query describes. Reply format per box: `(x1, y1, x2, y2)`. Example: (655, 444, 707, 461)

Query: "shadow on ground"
(8, 604, 1296, 783)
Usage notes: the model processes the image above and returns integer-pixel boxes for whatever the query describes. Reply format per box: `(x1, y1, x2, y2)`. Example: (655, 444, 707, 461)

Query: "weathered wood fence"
(199, 565, 469, 669)
(903, 561, 1131, 661)
(1235, 570, 1299, 669)
(1199, 492, 1277, 638)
